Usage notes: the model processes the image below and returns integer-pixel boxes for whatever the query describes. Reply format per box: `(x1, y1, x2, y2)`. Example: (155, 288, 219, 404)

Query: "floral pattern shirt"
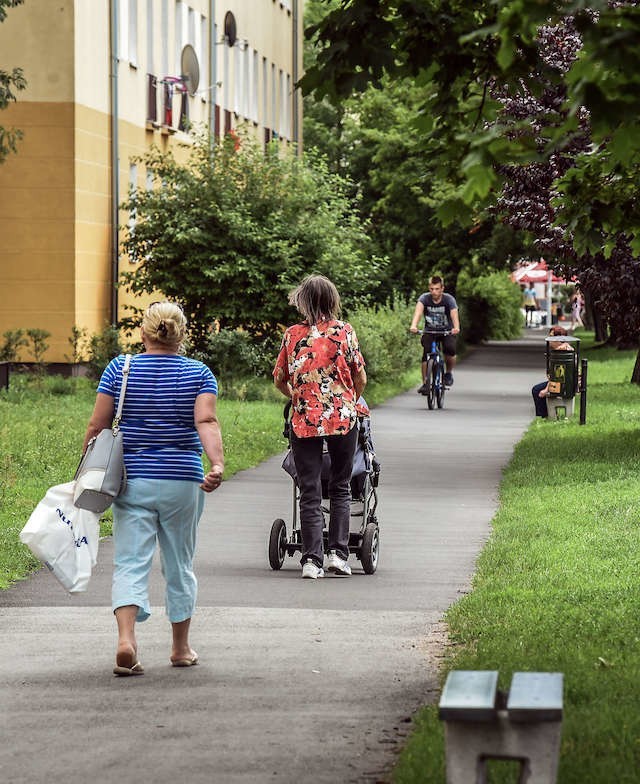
(273, 320, 366, 438)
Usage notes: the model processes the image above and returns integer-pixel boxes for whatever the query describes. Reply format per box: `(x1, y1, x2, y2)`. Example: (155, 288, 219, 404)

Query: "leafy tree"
(0, 0, 26, 164)
(121, 133, 384, 351)
(303, 1, 527, 303)
(489, 14, 640, 364)
(302, 1, 640, 232)
(303, 0, 640, 376)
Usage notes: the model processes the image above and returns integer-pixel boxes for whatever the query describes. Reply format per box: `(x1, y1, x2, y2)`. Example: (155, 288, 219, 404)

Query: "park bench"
(439, 670, 563, 784)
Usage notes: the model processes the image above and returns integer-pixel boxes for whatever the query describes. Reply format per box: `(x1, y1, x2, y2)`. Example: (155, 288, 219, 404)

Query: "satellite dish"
(224, 11, 237, 47)
(181, 44, 200, 96)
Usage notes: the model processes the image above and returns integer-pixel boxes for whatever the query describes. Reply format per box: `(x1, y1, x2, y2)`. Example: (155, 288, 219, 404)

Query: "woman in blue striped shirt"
(83, 301, 224, 676)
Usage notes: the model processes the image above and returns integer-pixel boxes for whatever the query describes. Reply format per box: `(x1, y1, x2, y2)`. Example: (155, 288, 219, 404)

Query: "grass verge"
(393, 335, 640, 783)
(0, 368, 420, 590)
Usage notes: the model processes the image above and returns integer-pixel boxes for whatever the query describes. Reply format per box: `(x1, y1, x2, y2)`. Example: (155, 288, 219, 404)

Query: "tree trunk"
(631, 348, 640, 385)
(591, 305, 608, 343)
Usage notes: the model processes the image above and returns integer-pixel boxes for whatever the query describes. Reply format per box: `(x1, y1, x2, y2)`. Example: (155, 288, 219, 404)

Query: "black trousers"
(532, 381, 548, 417)
(290, 425, 358, 567)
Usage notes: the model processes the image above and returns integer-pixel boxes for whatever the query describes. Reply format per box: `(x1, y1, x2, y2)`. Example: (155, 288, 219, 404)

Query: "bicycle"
(419, 329, 452, 410)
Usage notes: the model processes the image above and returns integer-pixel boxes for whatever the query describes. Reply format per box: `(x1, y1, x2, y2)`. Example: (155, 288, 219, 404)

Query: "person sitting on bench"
(532, 326, 574, 418)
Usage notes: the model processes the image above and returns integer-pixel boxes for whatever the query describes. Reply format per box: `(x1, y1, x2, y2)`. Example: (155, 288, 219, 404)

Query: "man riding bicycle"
(409, 275, 460, 393)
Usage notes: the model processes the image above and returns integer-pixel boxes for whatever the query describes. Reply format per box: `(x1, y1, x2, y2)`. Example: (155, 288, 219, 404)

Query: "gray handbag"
(73, 354, 132, 513)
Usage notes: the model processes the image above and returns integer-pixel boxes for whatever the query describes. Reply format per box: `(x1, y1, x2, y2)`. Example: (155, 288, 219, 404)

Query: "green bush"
(0, 329, 28, 362)
(195, 298, 417, 395)
(86, 325, 124, 379)
(194, 329, 280, 385)
(456, 270, 523, 343)
(348, 297, 416, 383)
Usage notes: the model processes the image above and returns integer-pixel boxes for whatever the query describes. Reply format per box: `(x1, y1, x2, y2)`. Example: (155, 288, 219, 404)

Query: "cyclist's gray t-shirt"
(418, 292, 458, 330)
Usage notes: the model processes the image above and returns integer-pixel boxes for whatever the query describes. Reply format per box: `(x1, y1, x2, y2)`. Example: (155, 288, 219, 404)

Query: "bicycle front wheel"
(436, 366, 445, 408)
(426, 359, 436, 410)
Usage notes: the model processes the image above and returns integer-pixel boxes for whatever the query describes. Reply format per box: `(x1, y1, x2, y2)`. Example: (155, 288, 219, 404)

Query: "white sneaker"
(326, 551, 352, 576)
(302, 561, 324, 579)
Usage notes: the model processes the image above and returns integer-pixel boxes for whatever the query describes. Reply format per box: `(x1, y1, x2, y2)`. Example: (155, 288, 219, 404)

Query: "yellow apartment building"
(0, 0, 303, 363)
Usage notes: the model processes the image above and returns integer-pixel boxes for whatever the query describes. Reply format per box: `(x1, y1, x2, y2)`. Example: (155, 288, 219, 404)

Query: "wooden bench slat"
(507, 672, 563, 722)
(439, 670, 499, 722)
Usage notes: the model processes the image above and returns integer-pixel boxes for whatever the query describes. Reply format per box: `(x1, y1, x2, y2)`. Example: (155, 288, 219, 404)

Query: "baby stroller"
(268, 401, 381, 574)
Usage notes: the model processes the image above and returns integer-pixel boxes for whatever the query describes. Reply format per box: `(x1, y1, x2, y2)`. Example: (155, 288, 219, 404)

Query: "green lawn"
(393, 336, 640, 783)
(0, 368, 420, 589)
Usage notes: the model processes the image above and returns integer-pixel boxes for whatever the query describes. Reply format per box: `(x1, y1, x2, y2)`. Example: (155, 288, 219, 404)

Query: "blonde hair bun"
(143, 301, 187, 347)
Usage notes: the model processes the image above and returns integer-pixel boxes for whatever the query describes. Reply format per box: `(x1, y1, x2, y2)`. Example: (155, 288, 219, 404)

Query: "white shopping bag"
(20, 481, 101, 593)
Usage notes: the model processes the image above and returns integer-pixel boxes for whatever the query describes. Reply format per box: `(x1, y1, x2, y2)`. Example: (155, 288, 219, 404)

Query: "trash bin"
(545, 336, 580, 419)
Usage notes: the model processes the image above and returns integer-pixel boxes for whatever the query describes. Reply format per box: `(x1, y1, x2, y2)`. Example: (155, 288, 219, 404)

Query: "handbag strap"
(112, 354, 132, 431)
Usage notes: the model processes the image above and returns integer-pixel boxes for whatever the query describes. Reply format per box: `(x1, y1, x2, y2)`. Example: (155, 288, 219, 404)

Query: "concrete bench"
(439, 670, 563, 783)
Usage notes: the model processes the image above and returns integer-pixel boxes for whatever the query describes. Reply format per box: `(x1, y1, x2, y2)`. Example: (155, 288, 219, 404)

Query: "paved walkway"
(0, 334, 547, 784)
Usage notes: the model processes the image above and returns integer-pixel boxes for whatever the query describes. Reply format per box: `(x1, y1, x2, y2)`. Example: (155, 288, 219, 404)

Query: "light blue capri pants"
(112, 478, 205, 623)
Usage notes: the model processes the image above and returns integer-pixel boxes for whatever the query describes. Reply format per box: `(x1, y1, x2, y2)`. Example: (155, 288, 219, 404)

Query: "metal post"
(546, 267, 552, 330)
(579, 358, 588, 425)
(109, 0, 120, 327)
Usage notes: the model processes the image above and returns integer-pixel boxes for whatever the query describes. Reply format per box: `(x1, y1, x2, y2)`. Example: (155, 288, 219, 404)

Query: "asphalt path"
(0, 333, 547, 784)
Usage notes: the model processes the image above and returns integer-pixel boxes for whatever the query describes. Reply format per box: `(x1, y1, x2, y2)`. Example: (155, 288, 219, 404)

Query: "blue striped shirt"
(98, 353, 218, 482)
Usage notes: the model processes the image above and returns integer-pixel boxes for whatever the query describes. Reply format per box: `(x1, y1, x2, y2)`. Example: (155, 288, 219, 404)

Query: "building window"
(285, 73, 291, 138)
(128, 0, 138, 66)
(271, 63, 277, 135)
(223, 39, 230, 113)
(188, 7, 196, 46)
(118, 0, 128, 61)
(251, 49, 259, 123)
(146, 0, 154, 73)
(200, 15, 208, 102)
(119, 0, 138, 65)
(146, 73, 158, 124)
(242, 45, 250, 119)
(234, 45, 241, 115)
(161, 0, 169, 77)
(279, 69, 286, 138)
(175, 1, 184, 75)
(262, 56, 268, 131)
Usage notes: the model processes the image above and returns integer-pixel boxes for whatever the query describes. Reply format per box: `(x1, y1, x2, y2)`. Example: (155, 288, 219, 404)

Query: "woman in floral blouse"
(273, 275, 367, 579)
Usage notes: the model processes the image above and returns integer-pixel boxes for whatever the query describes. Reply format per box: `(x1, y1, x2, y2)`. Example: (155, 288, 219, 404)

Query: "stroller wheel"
(268, 518, 288, 570)
(360, 522, 379, 575)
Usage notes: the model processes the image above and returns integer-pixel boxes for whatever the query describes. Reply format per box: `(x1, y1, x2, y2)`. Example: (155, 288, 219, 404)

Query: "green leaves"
(120, 133, 380, 350)
(0, 1, 26, 163)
